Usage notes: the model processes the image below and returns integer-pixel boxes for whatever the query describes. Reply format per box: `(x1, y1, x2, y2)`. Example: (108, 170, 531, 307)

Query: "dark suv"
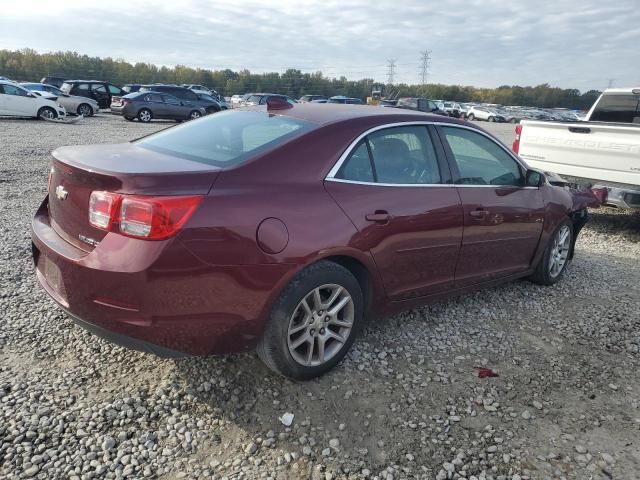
(60, 80, 126, 109)
(139, 85, 221, 114)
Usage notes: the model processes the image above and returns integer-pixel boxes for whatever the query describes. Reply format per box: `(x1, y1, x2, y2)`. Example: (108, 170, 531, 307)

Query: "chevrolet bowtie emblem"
(55, 185, 68, 200)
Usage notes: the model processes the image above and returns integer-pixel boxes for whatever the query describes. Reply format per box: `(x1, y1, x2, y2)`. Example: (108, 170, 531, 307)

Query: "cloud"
(1, 0, 638, 91)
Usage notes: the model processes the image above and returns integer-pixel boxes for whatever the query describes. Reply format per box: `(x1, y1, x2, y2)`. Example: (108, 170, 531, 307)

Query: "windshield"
(136, 110, 314, 167)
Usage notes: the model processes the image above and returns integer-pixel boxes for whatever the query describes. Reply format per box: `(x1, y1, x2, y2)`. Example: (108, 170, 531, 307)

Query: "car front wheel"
(257, 261, 363, 380)
(37, 107, 57, 120)
(467, 113, 475, 121)
(529, 219, 573, 286)
(189, 110, 202, 120)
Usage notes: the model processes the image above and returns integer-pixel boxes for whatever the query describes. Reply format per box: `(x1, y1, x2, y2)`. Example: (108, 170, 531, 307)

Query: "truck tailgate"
(517, 120, 640, 186)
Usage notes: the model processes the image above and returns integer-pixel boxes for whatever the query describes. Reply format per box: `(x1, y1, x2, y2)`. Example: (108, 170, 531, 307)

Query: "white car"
(0, 80, 66, 119)
(466, 106, 501, 122)
(230, 94, 244, 106)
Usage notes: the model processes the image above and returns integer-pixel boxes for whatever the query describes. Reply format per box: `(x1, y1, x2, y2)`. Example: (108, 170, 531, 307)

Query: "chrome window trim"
(325, 121, 529, 185)
(325, 177, 454, 188)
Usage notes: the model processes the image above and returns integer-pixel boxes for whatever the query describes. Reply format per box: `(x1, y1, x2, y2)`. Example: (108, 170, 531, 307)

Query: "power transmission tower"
(419, 50, 431, 84)
(386, 59, 397, 85)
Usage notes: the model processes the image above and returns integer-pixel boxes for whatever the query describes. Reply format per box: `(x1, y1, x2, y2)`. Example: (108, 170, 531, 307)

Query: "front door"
(438, 125, 545, 287)
(1, 83, 36, 116)
(325, 125, 463, 300)
(90, 84, 110, 108)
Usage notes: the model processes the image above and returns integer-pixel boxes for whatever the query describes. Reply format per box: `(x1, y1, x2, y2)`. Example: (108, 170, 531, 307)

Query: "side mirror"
(525, 169, 544, 187)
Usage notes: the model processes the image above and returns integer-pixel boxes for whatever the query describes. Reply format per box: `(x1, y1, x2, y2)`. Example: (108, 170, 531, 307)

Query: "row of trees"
(0, 49, 601, 109)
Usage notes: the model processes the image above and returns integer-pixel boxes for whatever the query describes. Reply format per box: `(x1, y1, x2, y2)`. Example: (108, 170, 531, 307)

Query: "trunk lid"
(48, 143, 220, 251)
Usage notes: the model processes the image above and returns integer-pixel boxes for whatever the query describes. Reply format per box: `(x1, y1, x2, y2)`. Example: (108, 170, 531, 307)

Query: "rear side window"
(107, 84, 122, 94)
(136, 110, 313, 167)
(75, 83, 89, 91)
(336, 126, 441, 185)
(442, 127, 522, 186)
(590, 94, 640, 123)
(145, 94, 163, 102)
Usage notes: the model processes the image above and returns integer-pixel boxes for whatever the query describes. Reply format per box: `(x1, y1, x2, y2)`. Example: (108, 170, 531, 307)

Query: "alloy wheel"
(40, 108, 55, 119)
(549, 225, 571, 278)
(78, 104, 92, 116)
(287, 284, 354, 367)
(190, 111, 201, 120)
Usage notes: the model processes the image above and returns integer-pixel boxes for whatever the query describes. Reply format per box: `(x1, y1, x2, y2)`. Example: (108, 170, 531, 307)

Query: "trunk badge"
(55, 185, 68, 200)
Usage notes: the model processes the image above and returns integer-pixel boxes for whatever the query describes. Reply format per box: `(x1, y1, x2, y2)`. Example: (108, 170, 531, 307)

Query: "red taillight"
(591, 187, 608, 206)
(89, 191, 203, 240)
(512, 124, 522, 154)
(89, 191, 121, 230)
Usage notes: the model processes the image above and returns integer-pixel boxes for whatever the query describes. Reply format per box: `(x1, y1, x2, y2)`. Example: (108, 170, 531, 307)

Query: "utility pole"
(386, 59, 397, 85)
(419, 50, 431, 84)
(607, 78, 614, 89)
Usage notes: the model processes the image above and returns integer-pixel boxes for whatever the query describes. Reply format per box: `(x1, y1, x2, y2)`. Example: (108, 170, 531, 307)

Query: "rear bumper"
(594, 184, 640, 209)
(31, 197, 296, 356)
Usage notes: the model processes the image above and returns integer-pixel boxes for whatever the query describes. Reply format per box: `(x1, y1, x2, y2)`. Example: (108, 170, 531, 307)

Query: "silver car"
(20, 83, 99, 116)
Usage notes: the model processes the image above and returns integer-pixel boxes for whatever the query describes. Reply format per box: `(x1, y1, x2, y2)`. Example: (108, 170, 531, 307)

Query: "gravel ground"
(1, 114, 639, 480)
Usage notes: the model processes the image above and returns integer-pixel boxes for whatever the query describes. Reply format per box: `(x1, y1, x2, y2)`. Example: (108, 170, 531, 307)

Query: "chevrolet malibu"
(32, 101, 599, 379)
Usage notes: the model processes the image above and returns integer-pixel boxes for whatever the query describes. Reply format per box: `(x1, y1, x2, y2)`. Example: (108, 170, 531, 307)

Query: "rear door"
(437, 125, 544, 287)
(325, 124, 463, 300)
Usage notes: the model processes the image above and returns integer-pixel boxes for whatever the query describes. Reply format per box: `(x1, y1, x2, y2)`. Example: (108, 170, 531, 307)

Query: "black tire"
(467, 113, 475, 121)
(37, 107, 57, 120)
(488, 116, 495, 122)
(510, 118, 518, 124)
(77, 103, 93, 117)
(137, 108, 152, 123)
(256, 261, 364, 380)
(188, 110, 202, 120)
(529, 219, 574, 286)
(124, 116, 134, 122)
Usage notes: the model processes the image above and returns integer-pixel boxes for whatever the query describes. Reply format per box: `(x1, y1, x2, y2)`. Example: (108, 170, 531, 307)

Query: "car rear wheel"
(37, 107, 57, 120)
(257, 261, 363, 380)
(510, 118, 518, 124)
(189, 110, 202, 120)
(467, 113, 475, 121)
(77, 103, 93, 117)
(137, 109, 152, 123)
(124, 116, 134, 121)
(529, 219, 573, 286)
(488, 116, 495, 122)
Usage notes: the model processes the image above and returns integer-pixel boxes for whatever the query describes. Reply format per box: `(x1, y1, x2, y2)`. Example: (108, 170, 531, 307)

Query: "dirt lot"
(0, 114, 639, 480)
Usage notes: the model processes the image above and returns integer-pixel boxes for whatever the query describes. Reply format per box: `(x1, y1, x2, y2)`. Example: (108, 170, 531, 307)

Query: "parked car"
(122, 84, 144, 94)
(111, 91, 206, 122)
(32, 104, 600, 379)
(40, 76, 67, 88)
(138, 85, 221, 114)
(394, 97, 442, 114)
(328, 96, 363, 104)
(230, 94, 244, 106)
(465, 106, 505, 122)
(206, 94, 230, 110)
(515, 87, 640, 209)
(0, 80, 66, 119)
(299, 95, 328, 103)
(21, 83, 99, 116)
(243, 93, 298, 106)
(183, 84, 214, 96)
(60, 80, 126, 109)
(442, 101, 462, 117)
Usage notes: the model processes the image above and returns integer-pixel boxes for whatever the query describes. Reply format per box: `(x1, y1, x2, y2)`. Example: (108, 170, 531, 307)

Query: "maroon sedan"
(32, 101, 598, 379)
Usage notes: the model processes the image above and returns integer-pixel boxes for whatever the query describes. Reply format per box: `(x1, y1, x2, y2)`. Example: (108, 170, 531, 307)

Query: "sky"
(1, 0, 638, 92)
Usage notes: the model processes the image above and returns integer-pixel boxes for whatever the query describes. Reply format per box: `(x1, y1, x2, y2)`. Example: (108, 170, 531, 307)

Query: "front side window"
(136, 110, 313, 167)
(590, 94, 640, 123)
(107, 84, 122, 94)
(336, 126, 441, 185)
(442, 127, 522, 186)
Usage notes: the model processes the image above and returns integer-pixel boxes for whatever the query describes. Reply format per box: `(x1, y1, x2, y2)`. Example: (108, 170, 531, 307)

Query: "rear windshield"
(590, 94, 640, 123)
(136, 110, 314, 167)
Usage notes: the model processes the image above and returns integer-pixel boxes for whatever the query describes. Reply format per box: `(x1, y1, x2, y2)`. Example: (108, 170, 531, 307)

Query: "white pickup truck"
(513, 88, 640, 209)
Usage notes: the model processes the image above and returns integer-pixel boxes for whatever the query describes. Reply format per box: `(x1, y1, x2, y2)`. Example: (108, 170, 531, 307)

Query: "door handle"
(469, 208, 489, 218)
(568, 126, 591, 134)
(365, 210, 391, 223)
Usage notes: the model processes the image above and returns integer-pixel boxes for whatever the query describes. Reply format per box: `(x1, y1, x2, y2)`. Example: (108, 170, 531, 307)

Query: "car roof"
(602, 87, 640, 94)
(246, 103, 462, 127)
